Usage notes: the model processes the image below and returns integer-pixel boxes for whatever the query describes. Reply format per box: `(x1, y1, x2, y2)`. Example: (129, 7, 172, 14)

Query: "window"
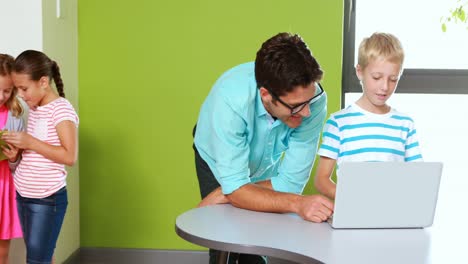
(342, 0, 468, 95)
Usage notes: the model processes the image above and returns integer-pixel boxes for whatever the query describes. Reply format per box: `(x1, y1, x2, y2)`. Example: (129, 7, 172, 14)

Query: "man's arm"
(197, 180, 274, 207)
(198, 179, 334, 223)
(227, 184, 333, 223)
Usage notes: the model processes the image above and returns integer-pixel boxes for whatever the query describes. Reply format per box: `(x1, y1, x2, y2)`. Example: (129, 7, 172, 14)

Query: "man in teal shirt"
(193, 32, 333, 264)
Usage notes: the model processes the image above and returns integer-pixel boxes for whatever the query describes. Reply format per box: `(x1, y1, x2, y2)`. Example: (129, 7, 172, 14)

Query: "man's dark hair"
(255, 32, 323, 96)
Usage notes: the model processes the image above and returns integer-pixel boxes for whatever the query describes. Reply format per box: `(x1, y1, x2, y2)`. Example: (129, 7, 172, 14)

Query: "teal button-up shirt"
(194, 62, 327, 195)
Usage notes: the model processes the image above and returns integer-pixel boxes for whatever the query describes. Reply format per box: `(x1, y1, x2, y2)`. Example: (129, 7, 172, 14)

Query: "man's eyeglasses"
(267, 83, 324, 115)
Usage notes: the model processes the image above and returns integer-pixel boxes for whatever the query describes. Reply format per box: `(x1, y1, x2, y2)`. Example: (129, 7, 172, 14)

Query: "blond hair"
(0, 54, 24, 117)
(358, 32, 404, 70)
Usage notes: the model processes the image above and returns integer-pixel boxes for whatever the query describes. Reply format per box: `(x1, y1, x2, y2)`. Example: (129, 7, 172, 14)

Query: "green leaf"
(440, 2, 468, 32)
(459, 9, 466, 21)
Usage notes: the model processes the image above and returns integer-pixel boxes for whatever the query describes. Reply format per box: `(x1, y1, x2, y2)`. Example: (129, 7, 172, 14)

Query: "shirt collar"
(255, 86, 268, 118)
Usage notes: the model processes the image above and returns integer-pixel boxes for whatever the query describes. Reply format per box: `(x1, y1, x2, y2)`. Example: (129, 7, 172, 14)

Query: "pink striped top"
(14, 97, 79, 198)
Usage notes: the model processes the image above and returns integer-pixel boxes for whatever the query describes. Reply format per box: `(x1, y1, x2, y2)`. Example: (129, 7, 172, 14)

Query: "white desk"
(176, 204, 465, 264)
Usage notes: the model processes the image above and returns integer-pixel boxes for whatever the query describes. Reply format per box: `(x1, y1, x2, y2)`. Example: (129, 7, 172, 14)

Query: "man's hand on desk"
(197, 187, 229, 207)
(197, 185, 334, 223)
(296, 195, 334, 223)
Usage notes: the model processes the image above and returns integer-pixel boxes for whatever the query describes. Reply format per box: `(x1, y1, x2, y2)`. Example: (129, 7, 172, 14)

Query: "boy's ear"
(355, 64, 363, 81)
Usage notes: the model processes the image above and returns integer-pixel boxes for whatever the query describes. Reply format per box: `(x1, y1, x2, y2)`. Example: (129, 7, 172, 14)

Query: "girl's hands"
(1, 143, 21, 162)
(2, 131, 33, 150)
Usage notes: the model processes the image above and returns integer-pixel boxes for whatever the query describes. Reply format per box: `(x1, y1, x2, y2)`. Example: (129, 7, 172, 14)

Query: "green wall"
(78, 0, 343, 249)
(42, 0, 80, 262)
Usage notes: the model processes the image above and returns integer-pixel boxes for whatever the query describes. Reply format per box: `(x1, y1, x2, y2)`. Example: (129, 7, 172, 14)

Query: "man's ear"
(259, 87, 270, 99)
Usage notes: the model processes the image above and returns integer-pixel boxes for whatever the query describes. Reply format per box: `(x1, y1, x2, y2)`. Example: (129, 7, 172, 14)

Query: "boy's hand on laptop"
(297, 195, 334, 223)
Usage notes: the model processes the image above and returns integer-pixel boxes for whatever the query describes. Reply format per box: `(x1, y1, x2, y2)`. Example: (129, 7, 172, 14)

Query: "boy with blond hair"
(314, 32, 423, 200)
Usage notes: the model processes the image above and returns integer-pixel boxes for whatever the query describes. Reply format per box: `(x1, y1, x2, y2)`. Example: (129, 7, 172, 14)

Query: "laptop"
(328, 162, 443, 229)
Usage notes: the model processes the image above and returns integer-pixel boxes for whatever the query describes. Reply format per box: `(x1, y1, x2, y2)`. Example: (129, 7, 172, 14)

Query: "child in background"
(314, 32, 423, 200)
(2, 50, 78, 264)
(0, 53, 25, 264)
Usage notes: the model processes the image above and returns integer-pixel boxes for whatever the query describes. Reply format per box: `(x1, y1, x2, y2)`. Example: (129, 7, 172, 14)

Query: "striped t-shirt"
(14, 97, 79, 198)
(318, 103, 422, 170)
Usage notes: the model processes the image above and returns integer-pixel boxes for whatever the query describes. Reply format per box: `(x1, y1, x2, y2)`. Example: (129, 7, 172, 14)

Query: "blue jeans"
(16, 187, 68, 264)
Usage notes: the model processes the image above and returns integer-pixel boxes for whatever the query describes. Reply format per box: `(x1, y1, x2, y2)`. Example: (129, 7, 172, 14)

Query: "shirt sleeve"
(8, 116, 26, 172)
(405, 120, 423, 162)
(11, 114, 26, 132)
(195, 89, 252, 195)
(270, 93, 327, 194)
(317, 115, 341, 160)
(52, 100, 79, 127)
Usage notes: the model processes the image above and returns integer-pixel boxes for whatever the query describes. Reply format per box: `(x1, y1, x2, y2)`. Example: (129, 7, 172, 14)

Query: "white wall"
(0, 0, 42, 56)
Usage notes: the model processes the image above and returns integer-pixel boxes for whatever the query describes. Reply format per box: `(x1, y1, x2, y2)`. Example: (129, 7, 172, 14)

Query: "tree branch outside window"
(441, 0, 467, 32)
